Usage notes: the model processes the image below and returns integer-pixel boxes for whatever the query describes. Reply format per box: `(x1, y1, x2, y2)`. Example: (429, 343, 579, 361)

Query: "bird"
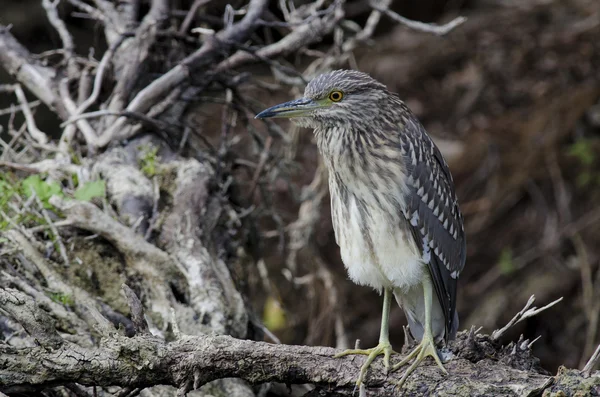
(256, 70, 466, 387)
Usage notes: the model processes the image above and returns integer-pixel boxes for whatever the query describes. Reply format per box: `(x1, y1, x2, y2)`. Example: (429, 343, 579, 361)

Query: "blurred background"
(1, 0, 599, 374)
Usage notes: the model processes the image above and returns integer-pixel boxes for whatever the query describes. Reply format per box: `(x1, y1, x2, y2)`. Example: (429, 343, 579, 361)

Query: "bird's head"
(255, 70, 391, 129)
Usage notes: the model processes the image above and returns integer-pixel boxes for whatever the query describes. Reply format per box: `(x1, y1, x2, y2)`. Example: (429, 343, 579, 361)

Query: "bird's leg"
(391, 277, 447, 387)
(334, 288, 396, 386)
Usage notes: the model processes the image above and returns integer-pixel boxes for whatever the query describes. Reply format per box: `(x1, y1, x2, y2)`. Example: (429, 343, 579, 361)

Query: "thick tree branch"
(107, 0, 169, 114)
(0, 26, 68, 119)
(3, 289, 594, 397)
(0, 288, 560, 397)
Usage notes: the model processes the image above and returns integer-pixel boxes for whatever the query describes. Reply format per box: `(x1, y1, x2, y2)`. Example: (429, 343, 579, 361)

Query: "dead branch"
(0, 27, 68, 119)
(371, 4, 466, 35)
(583, 344, 600, 377)
(42, 0, 77, 74)
(0, 288, 564, 397)
(491, 295, 564, 340)
(98, 0, 268, 147)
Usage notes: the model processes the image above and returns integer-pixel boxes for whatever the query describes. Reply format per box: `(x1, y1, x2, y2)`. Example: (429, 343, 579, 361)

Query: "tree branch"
(98, 0, 268, 147)
(0, 288, 558, 396)
(0, 26, 68, 119)
(371, 4, 466, 35)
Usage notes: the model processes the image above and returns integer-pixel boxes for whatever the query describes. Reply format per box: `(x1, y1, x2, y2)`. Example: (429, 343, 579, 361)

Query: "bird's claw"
(392, 332, 448, 387)
(334, 341, 397, 386)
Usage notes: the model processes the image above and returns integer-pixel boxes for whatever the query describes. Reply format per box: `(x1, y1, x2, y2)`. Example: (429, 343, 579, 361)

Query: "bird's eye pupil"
(329, 91, 343, 102)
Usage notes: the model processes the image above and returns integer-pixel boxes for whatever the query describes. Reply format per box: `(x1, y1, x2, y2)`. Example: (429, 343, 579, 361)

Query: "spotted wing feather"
(399, 118, 466, 342)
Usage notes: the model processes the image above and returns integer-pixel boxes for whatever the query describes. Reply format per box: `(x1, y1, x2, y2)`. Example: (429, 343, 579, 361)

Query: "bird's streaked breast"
(328, 163, 425, 292)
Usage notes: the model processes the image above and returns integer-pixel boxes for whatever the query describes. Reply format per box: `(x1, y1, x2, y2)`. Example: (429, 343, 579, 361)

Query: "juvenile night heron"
(256, 70, 466, 386)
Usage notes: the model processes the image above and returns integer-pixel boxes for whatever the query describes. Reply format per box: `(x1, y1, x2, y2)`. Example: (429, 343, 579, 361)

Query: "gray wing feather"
(399, 118, 466, 342)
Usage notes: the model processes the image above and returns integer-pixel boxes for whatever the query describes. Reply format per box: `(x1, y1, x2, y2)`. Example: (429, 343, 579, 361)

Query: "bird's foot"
(391, 332, 447, 387)
(334, 340, 396, 386)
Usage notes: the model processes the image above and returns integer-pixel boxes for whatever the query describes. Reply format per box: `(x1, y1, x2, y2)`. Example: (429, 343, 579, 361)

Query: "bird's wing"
(398, 118, 466, 342)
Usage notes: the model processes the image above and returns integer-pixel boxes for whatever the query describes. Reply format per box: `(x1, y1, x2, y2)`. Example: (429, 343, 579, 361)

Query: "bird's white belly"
(331, 191, 425, 292)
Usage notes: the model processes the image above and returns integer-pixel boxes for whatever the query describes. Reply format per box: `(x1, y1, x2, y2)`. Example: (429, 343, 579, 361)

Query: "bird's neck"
(315, 122, 399, 187)
(314, 107, 413, 195)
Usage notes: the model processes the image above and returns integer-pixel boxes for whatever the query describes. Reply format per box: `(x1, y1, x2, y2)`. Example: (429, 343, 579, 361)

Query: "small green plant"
(0, 175, 18, 210)
(0, 174, 47, 230)
(21, 175, 64, 209)
(139, 145, 160, 177)
(48, 292, 75, 307)
(74, 180, 105, 201)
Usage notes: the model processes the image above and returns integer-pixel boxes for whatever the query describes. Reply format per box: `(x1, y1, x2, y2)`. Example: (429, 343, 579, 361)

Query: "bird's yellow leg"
(392, 277, 448, 387)
(334, 288, 396, 386)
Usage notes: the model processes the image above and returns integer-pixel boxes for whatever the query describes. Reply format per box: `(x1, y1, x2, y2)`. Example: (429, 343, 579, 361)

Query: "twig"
(343, 0, 391, 51)
(371, 3, 467, 36)
(42, 0, 77, 73)
(0, 159, 81, 175)
(248, 136, 272, 197)
(12, 84, 49, 145)
(582, 344, 600, 377)
(215, 2, 344, 72)
(60, 78, 99, 150)
(179, 0, 214, 34)
(491, 295, 564, 340)
(61, 109, 122, 126)
(66, 0, 107, 23)
(573, 234, 600, 369)
(27, 220, 74, 233)
(215, 0, 343, 72)
(75, 36, 124, 115)
(0, 99, 41, 116)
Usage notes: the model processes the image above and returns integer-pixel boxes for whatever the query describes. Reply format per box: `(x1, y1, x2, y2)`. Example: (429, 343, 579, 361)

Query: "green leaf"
(21, 175, 63, 208)
(139, 145, 160, 177)
(74, 180, 106, 201)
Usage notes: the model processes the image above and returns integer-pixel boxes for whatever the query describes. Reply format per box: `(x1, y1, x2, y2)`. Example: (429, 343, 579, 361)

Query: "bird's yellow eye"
(329, 90, 343, 102)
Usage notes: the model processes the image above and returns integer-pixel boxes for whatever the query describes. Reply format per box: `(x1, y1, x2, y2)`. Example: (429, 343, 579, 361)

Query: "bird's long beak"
(255, 97, 321, 119)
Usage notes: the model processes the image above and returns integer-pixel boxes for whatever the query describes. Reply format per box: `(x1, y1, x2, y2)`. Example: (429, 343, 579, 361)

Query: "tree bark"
(4, 288, 598, 397)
